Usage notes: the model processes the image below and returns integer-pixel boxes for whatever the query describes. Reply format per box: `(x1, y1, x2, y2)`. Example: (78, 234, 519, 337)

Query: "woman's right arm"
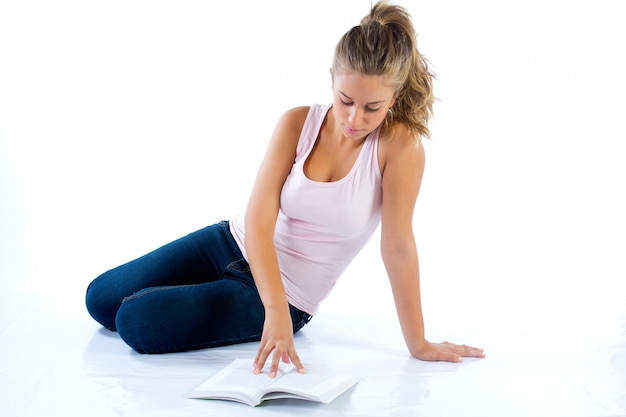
(245, 106, 309, 378)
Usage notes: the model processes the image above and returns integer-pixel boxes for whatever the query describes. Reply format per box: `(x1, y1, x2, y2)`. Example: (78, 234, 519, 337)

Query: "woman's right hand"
(253, 306, 305, 378)
(245, 108, 310, 378)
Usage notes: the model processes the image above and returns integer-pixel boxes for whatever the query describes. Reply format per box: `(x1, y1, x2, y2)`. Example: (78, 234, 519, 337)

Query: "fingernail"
(253, 367, 260, 374)
(270, 371, 276, 378)
(299, 367, 306, 374)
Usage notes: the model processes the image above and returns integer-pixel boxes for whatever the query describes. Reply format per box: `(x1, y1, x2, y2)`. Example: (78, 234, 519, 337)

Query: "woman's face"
(331, 71, 396, 141)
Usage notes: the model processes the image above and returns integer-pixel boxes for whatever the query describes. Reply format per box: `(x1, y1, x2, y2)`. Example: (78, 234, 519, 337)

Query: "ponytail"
(332, 1, 435, 141)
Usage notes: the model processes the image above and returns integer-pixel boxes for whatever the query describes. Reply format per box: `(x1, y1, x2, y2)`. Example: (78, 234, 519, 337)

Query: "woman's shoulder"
(379, 121, 416, 143)
(281, 104, 333, 124)
(281, 105, 311, 123)
(269, 106, 308, 137)
(379, 122, 425, 160)
(378, 122, 426, 201)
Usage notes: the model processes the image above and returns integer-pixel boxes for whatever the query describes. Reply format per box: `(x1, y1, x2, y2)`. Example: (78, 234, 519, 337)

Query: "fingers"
(439, 350, 463, 363)
(289, 348, 306, 374)
(441, 341, 486, 360)
(269, 349, 281, 378)
(415, 341, 486, 363)
(253, 340, 274, 375)
(253, 345, 268, 375)
(450, 342, 486, 358)
(253, 342, 305, 378)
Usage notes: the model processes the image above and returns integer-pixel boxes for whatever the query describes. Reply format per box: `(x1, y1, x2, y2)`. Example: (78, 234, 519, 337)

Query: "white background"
(1, 0, 625, 335)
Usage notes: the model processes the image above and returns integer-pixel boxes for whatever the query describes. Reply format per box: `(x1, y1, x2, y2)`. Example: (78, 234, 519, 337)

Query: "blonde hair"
(332, 1, 435, 141)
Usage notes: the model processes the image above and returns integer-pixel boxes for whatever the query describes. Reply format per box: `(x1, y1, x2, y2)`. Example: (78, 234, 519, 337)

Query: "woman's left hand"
(413, 341, 486, 363)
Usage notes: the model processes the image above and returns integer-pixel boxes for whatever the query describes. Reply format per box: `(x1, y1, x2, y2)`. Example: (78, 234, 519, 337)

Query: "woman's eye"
(340, 99, 381, 112)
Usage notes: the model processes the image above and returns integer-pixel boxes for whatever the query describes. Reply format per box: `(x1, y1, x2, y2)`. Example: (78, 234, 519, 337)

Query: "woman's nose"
(348, 107, 362, 125)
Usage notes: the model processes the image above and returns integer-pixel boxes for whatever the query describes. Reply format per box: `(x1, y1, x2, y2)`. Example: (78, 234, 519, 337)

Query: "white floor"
(1, 1, 626, 416)
(1, 287, 624, 417)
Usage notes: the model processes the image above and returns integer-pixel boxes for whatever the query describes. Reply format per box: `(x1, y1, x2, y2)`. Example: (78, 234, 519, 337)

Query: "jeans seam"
(143, 331, 264, 354)
(121, 286, 176, 303)
(224, 259, 250, 274)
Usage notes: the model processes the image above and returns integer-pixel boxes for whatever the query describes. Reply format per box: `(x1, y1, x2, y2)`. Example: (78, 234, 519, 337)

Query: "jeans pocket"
(222, 258, 257, 290)
(226, 258, 251, 273)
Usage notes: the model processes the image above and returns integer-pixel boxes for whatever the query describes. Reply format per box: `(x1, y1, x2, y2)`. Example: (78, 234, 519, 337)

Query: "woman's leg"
(86, 220, 313, 353)
(114, 258, 266, 353)
(85, 221, 240, 330)
(114, 258, 313, 354)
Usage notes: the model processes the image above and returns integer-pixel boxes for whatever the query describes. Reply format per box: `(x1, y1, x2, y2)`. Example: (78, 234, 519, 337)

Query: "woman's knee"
(114, 287, 170, 353)
(85, 272, 123, 331)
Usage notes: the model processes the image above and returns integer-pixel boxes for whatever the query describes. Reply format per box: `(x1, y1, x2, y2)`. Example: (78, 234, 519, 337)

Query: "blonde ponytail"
(332, 1, 435, 141)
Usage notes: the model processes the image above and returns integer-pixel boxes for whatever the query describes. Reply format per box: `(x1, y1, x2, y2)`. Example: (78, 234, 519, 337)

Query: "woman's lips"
(344, 125, 363, 136)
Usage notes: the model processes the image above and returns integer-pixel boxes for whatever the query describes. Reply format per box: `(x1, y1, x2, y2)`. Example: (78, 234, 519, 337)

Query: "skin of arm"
(245, 106, 310, 377)
(379, 126, 485, 362)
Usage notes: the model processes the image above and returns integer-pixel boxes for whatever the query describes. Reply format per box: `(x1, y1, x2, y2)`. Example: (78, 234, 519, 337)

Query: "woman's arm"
(244, 107, 310, 377)
(379, 127, 485, 362)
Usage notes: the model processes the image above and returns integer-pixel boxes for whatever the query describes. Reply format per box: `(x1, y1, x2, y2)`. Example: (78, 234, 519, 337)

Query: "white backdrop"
(1, 0, 625, 334)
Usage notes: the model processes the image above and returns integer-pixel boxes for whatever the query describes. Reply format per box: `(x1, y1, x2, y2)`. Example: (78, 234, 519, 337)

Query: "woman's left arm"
(379, 129, 485, 362)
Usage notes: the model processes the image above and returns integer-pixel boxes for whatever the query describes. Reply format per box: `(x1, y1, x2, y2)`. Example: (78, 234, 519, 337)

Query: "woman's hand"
(253, 307, 305, 378)
(244, 108, 310, 379)
(413, 340, 486, 363)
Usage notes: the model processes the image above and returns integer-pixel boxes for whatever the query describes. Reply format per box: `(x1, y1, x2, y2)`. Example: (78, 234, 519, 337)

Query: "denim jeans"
(85, 221, 312, 354)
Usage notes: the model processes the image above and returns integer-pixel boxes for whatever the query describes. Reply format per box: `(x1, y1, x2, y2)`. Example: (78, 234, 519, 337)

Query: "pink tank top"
(230, 103, 383, 314)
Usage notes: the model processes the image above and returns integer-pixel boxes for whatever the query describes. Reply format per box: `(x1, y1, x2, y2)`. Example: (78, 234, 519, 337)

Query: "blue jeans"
(85, 221, 312, 354)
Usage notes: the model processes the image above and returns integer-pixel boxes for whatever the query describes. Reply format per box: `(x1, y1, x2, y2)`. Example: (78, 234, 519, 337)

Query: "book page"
(188, 359, 357, 405)
(188, 359, 271, 405)
(215, 366, 281, 391)
(265, 370, 358, 403)
(272, 370, 335, 390)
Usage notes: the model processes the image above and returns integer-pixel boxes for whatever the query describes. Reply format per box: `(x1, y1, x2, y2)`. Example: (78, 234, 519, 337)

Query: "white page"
(189, 359, 357, 405)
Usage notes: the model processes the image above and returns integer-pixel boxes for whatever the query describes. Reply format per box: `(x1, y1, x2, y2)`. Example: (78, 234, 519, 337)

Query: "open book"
(188, 359, 358, 407)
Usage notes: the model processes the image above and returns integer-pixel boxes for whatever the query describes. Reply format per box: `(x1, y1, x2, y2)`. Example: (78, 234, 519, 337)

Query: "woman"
(85, 0, 485, 378)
